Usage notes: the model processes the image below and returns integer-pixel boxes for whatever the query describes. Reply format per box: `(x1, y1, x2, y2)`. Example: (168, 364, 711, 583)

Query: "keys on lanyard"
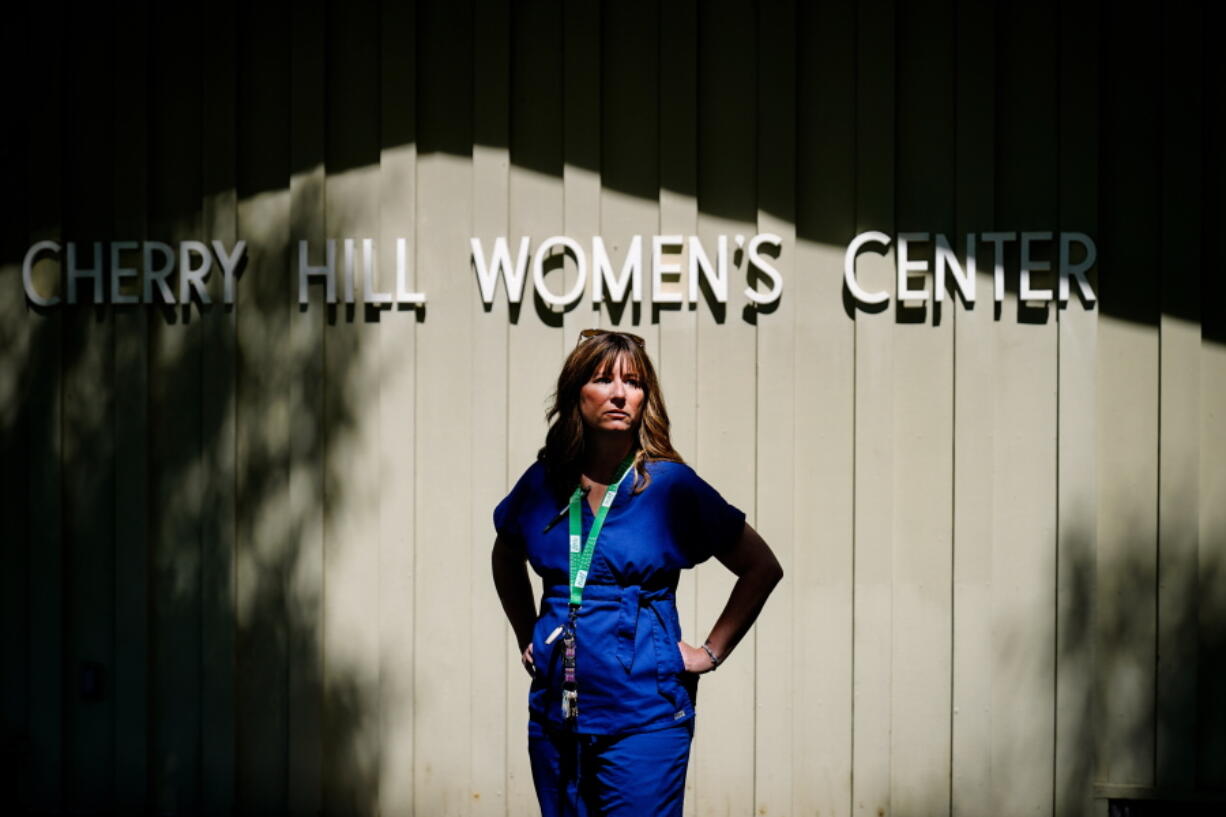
(561, 606, 579, 719)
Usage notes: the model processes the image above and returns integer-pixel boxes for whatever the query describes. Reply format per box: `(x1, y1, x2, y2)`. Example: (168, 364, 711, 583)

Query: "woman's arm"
(491, 534, 539, 675)
(678, 522, 784, 673)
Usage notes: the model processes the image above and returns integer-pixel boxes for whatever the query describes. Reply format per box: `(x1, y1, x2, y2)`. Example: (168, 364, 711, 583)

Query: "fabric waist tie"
(544, 583, 677, 673)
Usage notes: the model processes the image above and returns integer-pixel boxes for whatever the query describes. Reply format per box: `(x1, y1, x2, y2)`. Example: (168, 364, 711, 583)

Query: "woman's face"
(578, 353, 645, 434)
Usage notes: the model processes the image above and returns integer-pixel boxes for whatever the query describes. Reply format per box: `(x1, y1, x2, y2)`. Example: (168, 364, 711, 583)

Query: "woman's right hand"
(521, 643, 536, 677)
(677, 640, 716, 674)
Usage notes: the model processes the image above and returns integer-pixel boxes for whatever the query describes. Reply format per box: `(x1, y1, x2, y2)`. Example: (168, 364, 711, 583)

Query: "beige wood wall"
(1, 1, 1223, 815)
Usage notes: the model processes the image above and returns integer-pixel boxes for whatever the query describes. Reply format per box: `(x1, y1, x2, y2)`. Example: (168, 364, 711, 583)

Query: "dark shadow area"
(1203, 24, 1225, 346)
(509, 0, 561, 195)
(1053, 515, 1226, 812)
(1109, 801, 1225, 817)
(16, 0, 1207, 331)
(600, 0, 658, 204)
(1, 0, 377, 814)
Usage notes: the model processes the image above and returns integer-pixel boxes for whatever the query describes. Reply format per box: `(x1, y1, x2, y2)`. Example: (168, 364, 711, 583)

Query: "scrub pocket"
(530, 614, 564, 709)
(651, 608, 695, 718)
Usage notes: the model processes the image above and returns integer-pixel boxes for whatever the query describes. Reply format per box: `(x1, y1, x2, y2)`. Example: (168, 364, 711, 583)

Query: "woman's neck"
(581, 431, 635, 484)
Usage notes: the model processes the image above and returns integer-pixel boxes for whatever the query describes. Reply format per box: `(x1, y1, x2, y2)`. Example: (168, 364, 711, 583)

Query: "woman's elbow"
(764, 559, 784, 587)
(491, 535, 524, 577)
(749, 549, 783, 588)
(756, 536, 784, 586)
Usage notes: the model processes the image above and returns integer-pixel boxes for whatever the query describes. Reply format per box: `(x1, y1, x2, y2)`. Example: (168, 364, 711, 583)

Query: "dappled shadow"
(0, 2, 385, 815)
(1049, 515, 1226, 816)
(1052, 515, 1226, 815)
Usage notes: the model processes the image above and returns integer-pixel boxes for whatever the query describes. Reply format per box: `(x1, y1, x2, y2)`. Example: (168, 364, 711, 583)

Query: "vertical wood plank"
(235, 2, 291, 808)
(321, 0, 383, 813)
(62, 2, 116, 809)
(26, 4, 65, 810)
(118, 118, 154, 817)
(562, 0, 600, 341)
(1196, 11, 1226, 791)
(469, 2, 528, 813)
(201, 3, 239, 814)
(1055, 0, 1100, 813)
(472, 2, 512, 813)
(1095, 0, 1161, 790)
(111, 1, 149, 812)
(793, 1, 856, 815)
(146, 15, 199, 816)
(657, 0, 696, 736)
(656, 0, 699, 470)
(149, 4, 206, 810)
(378, 1, 419, 814)
(995, 2, 1060, 812)
(753, 2, 795, 816)
(951, 0, 997, 813)
(891, 0, 955, 813)
(286, 2, 325, 814)
(0, 2, 33, 809)
(504, 15, 564, 809)
(852, 0, 895, 814)
(1155, 0, 1203, 793)
(656, 5, 700, 812)
(692, 3, 758, 814)
(506, 0, 563, 482)
(597, 0, 658, 347)
(414, 0, 475, 812)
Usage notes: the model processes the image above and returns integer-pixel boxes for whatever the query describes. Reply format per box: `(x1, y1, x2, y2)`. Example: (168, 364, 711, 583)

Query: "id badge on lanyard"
(561, 453, 635, 721)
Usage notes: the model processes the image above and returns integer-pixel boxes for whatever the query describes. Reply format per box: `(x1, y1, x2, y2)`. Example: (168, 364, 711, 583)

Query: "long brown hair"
(539, 332, 683, 497)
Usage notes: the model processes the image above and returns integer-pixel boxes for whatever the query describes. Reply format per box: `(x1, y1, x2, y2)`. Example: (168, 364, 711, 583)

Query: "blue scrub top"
(494, 459, 746, 735)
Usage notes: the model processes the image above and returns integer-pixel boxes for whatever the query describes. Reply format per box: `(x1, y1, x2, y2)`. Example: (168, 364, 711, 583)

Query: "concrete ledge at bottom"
(1095, 784, 1226, 817)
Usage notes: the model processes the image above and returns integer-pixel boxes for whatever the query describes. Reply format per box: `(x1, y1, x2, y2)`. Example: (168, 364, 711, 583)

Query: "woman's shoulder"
(493, 460, 550, 535)
(508, 459, 548, 494)
(642, 459, 700, 488)
(642, 460, 737, 508)
(644, 459, 689, 475)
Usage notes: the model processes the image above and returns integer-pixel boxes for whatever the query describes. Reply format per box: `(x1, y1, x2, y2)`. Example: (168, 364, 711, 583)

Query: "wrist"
(701, 640, 722, 671)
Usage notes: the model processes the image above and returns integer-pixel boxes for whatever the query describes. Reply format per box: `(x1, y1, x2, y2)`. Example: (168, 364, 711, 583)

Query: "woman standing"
(491, 330, 783, 817)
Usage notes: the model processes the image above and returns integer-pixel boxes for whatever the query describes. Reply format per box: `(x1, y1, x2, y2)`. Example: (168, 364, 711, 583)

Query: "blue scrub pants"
(528, 721, 695, 817)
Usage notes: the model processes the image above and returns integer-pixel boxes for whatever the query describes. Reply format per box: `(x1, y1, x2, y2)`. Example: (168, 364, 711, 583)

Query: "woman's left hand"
(677, 641, 716, 674)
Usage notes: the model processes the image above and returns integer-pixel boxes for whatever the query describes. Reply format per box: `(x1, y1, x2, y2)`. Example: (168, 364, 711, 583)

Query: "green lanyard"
(567, 454, 635, 608)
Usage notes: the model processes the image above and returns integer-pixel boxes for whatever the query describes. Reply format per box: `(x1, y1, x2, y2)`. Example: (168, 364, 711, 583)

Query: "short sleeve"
(492, 463, 537, 551)
(674, 466, 746, 565)
(492, 493, 521, 548)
